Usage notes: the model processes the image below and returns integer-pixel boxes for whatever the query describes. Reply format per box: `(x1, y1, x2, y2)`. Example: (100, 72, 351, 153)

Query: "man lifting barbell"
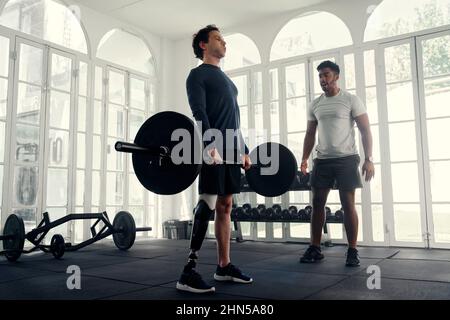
(177, 24, 254, 294)
(115, 25, 297, 294)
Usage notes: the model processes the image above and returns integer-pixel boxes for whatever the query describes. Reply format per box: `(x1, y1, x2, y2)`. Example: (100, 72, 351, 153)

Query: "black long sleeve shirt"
(186, 63, 249, 158)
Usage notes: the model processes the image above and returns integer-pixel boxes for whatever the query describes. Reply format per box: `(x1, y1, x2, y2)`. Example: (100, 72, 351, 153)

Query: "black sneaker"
(346, 247, 360, 267)
(214, 263, 253, 283)
(300, 245, 324, 263)
(176, 269, 215, 293)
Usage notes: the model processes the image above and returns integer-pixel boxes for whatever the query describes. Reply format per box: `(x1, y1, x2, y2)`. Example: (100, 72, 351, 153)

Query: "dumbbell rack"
(234, 171, 342, 245)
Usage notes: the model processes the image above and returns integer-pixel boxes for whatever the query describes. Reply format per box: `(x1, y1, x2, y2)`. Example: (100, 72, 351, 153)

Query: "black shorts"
(310, 154, 363, 191)
(198, 164, 242, 196)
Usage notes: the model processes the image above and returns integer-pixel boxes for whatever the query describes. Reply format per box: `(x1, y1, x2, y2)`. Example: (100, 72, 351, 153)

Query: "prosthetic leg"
(183, 195, 216, 272)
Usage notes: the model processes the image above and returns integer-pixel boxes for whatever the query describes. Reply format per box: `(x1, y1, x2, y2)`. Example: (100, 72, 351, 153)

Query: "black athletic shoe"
(346, 247, 360, 267)
(176, 269, 215, 293)
(214, 263, 253, 283)
(300, 245, 324, 263)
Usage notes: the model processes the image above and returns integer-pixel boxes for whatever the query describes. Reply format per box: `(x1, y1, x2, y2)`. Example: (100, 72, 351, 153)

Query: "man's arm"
(186, 71, 213, 149)
(355, 113, 375, 181)
(300, 120, 318, 174)
(187, 71, 224, 164)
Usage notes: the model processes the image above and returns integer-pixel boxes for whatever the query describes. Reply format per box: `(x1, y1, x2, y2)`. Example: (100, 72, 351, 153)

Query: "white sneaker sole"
(176, 282, 215, 293)
(214, 274, 253, 284)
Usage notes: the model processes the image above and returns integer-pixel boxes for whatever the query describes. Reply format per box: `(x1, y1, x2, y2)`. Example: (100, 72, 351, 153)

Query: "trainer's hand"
(207, 148, 223, 165)
(362, 160, 375, 182)
(300, 159, 308, 175)
(242, 154, 252, 171)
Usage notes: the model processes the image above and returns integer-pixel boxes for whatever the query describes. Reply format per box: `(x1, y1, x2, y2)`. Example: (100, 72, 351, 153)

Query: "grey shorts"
(310, 155, 363, 191)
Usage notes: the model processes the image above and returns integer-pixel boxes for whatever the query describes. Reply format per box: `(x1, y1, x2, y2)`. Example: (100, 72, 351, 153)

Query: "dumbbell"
(249, 208, 259, 221)
(257, 204, 266, 219)
(232, 207, 247, 220)
(281, 209, 291, 220)
(264, 207, 274, 220)
(325, 206, 332, 220)
(304, 205, 313, 220)
(272, 204, 282, 212)
(272, 204, 282, 220)
(288, 206, 299, 220)
(335, 208, 344, 222)
(298, 208, 307, 221)
(299, 171, 311, 188)
(241, 203, 252, 220)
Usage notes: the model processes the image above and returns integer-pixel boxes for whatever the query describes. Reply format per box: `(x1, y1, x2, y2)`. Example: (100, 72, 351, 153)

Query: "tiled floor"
(2, 239, 450, 300)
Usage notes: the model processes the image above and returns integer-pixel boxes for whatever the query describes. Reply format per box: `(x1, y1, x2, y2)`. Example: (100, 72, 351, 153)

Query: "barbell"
(115, 111, 298, 197)
(0, 211, 151, 262)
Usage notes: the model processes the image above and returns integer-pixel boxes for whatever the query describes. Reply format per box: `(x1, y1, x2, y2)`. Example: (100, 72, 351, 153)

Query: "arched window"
(270, 11, 352, 61)
(222, 33, 261, 71)
(0, 0, 88, 53)
(97, 29, 155, 76)
(364, 0, 450, 41)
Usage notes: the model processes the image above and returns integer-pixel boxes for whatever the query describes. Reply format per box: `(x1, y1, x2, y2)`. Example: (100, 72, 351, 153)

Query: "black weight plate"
(50, 234, 65, 259)
(113, 211, 136, 250)
(245, 142, 297, 197)
(3, 214, 25, 262)
(133, 111, 202, 195)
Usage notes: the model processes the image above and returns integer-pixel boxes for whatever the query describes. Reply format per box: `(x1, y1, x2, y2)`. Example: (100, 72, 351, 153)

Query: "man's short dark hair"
(317, 60, 340, 74)
(192, 25, 220, 60)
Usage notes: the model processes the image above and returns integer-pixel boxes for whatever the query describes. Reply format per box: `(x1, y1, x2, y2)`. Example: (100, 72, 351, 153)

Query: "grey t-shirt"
(308, 89, 367, 159)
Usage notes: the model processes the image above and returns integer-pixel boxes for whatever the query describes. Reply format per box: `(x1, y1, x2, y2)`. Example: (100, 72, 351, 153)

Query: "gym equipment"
(272, 204, 282, 213)
(304, 205, 313, 220)
(245, 143, 297, 197)
(264, 207, 274, 220)
(290, 171, 311, 190)
(256, 204, 267, 220)
(298, 208, 307, 221)
(271, 204, 282, 220)
(231, 207, 238, 220)
(242, 203, 252, 213)
(0, 211, 151, 262)
(281, 209, 291, 220)
(116, 111, 202, 195)
(249, 207, 260, 220)
(115, 111, 297, 197)
(325, 206, 332, 219)
(0, 214, 25, 261)
(288, 205, 298, 218)
(50, 234, 65, 259)
(335, 208, 344, 222)
(291, 208, 300, 220)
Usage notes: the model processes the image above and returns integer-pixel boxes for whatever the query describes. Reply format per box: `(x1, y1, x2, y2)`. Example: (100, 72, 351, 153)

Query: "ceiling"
(72, 0, 330, 40)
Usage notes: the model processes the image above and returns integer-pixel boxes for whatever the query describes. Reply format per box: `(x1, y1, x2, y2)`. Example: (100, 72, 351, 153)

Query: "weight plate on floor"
(2, 214, 25, 262)
(113, 211, 136, 250)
